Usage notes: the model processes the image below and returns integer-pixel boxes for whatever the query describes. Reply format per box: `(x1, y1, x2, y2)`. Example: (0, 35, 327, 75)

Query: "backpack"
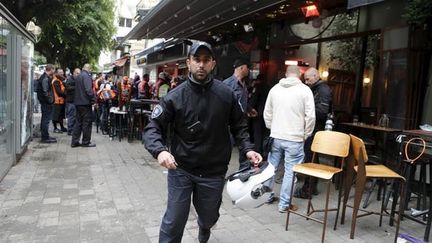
(34, 74, 45, 93)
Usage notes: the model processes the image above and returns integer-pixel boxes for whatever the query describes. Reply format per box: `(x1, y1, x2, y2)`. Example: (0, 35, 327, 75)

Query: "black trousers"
(40, 103, 53, 140)
(72, 105, 93, 145)
(159, 168, 224, 243)
(252, 116, 270, 155)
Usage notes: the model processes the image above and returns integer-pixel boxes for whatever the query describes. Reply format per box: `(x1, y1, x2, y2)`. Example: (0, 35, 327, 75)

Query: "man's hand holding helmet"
(246, 151, 263, 167)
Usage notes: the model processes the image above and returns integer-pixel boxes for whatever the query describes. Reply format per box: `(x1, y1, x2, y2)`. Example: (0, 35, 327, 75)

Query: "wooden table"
(403, 129, 432, 139)
(339, 123, 402, 164)
(340, 122, 402, 133)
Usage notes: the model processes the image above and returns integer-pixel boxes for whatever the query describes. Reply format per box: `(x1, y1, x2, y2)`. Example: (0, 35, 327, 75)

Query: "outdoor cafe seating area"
(95, 98, 158, 143)
(282, 128, 431, 243)
(95, 98, 432, 242)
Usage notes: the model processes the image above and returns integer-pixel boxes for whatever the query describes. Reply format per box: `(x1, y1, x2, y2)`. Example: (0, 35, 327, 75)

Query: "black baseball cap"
(233, 58, 251, 69)
(188, 41, 215, 58)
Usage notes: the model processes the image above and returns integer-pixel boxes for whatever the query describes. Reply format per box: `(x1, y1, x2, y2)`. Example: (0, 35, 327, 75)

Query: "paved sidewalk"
(0, 127, 427, 242)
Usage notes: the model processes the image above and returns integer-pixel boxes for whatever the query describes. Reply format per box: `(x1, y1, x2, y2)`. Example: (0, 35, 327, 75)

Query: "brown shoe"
(279, 204, 298, 213)
(289, 204, 298, 211)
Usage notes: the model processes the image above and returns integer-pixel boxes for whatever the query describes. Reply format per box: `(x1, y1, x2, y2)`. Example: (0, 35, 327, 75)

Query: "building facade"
(121, 0, 432, 130)
(0, 3, 35, 179)
(99, 0, 162, 80)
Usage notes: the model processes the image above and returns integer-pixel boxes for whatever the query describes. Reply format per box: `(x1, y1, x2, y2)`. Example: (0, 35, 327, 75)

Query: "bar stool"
(109, 107, 128, 141)
(341, 134, 406, 243)
(392, 137, 430, 242)
(285, 131, 351, 243)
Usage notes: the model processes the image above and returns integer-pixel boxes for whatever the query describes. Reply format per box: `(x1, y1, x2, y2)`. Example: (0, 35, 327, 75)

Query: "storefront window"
(0, 15, 13, 175)
(20, 37, 33, 145)
(0, 17, 6, 125)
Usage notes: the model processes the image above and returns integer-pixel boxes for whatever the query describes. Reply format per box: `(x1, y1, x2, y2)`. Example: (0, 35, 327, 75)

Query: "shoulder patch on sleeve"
(151, 104, 163, 119)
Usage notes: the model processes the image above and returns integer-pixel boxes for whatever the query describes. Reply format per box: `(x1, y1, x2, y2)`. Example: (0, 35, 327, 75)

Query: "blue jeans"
(268, 138, 304, 210)
(159, 168, 224, 243)
(40, 103, 53, 139)
(65, 102, 76, 133)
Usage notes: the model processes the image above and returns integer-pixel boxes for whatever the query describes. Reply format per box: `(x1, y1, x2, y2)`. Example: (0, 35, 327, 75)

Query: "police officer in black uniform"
(144, 41, 262, 243)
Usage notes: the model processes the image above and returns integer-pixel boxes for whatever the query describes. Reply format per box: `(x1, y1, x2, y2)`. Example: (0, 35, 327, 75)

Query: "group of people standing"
(143, 40, 333, 243)
(36, 63, 96, 147)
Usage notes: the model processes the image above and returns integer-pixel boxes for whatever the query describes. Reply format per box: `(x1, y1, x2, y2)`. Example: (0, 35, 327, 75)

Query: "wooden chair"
(340, 134, 406, 243)
(285, 131, 351, 243)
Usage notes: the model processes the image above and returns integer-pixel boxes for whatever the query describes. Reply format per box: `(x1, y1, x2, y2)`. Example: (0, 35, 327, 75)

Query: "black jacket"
(74, 70, 95, 106)
(249, 82, 270, 117)
(311, 80, 332, 131)
(37, 72, 54, 104)
(144, 77, 255, 177)
(65, 75, 76, 103)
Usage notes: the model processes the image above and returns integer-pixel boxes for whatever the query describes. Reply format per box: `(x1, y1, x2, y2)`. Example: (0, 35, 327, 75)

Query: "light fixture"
(285, 60, 298, 66)
(363, 77, 371, 84)
(301, 4, 320, 18)
(322, 71, 329, 78)
(243, 23, 254, 32)
(285, 60, 310, 66)
(26, 20, 42, 42)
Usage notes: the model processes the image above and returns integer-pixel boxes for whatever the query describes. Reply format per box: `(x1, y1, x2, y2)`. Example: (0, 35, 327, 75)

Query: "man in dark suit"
(71, 63, 96, 147)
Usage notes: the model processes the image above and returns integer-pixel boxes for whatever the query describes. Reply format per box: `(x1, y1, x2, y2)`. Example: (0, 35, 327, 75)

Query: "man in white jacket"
(263, 65, 315, 213)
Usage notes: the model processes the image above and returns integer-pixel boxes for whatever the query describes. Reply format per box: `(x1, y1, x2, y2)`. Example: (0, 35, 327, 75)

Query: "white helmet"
(226, 161, 275, 209)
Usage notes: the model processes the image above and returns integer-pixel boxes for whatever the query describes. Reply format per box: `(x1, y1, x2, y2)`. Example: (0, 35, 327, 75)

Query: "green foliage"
(322, 12, 379, 72)
(403, 0, 432, 26)
(33, 51, 47, 66)
(32, 0, 116, 69)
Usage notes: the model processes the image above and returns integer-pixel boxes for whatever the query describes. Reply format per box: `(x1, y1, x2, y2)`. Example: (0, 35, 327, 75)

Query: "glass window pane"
(0, 15, 14, 172)
(119, 17, 125, 27)
(126, 18, 132, 28)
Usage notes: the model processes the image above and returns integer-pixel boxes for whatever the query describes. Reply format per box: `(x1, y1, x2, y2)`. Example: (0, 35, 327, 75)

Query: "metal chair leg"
(341, 164, 354, 225)
(379, 179, 387, 227)
(334, 171, 344, 230)
(285, 172, 297, 231)
(322, 181, 331, 243)
(350, 176, 366, 239)
(394, 180, 406, 243)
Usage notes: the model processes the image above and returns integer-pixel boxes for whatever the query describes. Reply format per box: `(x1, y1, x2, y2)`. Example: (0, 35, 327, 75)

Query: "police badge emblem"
(151, 104, 163, 119)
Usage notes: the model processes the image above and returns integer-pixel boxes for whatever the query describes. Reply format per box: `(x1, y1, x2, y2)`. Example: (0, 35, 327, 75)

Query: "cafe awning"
(119, 0, 286, 45)
(113, 56, 129, 67)
(134, 38, 189, 66)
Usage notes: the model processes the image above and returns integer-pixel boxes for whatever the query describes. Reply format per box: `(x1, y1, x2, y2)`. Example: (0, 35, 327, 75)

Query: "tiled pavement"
(0, 125, 428, 242)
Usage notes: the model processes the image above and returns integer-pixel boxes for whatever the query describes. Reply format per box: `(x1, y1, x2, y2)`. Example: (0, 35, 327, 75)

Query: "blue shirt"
(223, 75, 249, 114)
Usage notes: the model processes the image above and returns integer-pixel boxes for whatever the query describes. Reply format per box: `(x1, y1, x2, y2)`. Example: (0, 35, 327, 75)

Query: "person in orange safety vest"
(51, 68, 67, 133)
